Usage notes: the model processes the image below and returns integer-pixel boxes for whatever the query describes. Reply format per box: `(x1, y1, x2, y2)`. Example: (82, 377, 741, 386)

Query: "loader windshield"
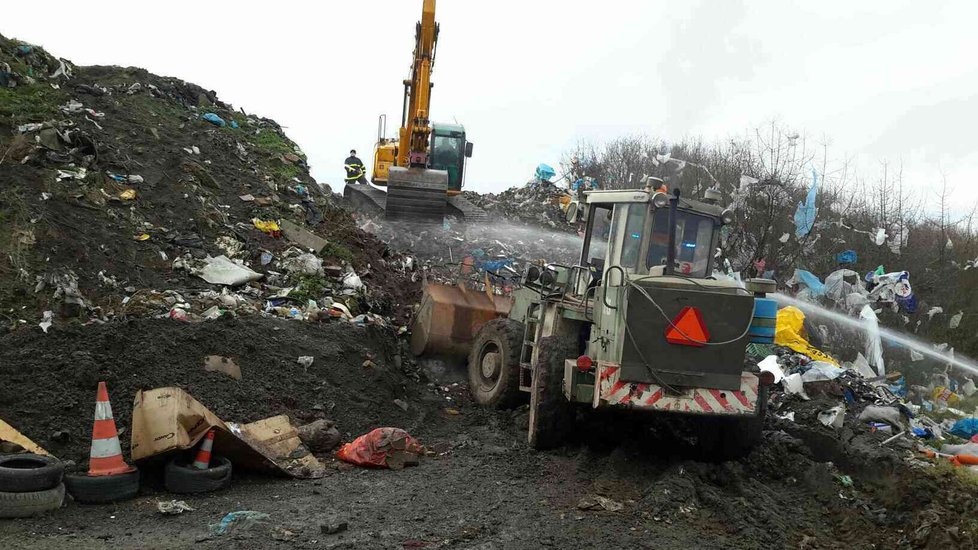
(647, 210, 715, 277)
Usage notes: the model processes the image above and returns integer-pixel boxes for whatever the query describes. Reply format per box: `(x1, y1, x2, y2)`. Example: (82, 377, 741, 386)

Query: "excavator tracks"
(344, 167, 488, 223)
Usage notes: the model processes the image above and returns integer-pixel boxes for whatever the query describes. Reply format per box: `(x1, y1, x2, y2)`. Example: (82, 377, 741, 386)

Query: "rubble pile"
(460, 178, 576, 231)
(0, 33, 419, 334)
(357, 217, 581, 288)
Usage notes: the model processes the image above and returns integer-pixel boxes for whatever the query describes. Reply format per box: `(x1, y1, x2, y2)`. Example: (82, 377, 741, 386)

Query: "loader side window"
(607, 204, 647, 273)
(647, 210, 715, 277)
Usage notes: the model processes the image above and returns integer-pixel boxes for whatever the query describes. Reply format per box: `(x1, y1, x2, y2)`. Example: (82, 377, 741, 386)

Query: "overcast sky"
(5, 1, 978, 210)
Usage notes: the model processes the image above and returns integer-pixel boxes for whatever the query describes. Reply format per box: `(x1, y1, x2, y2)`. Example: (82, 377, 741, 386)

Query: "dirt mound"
(0, 316, 427, 465)
(0, 33, 418, 332)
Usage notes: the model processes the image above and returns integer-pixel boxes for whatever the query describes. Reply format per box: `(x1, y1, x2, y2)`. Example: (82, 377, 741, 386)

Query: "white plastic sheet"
(758, 355, 784, 384)
(194, 255, 262, 286)
(859, 305, 885, 377)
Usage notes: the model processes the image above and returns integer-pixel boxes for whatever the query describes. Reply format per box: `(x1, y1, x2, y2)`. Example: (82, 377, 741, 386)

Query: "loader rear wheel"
(528, 336, 576, 450)
(699, 386, 767, 459)
(468, 319, 525, 409)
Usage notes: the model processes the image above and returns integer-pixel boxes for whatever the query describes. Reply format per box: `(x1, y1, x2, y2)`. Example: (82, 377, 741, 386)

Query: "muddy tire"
(0, 483, 64, 518)
(0, 454, 64, 493)
(528, 336, 576, 450)
(164, 456, 232, 494)
(701, 386, 767, 459)
(468, 319, 525, 409)
(64, 468, 139, 504)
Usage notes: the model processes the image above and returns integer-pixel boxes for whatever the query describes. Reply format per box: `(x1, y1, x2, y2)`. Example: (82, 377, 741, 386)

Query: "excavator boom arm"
(398, 0, 439, 167)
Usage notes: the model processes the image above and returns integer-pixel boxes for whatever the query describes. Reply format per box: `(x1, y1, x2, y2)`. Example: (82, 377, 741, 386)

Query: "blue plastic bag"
(229, 120, 239, 129)
(949, 418, 978, 439)
(793, 169, 818, 238)
(202, 113, 226, 127)
(535, 163, 556, 182)
(836, 250, 857, 264)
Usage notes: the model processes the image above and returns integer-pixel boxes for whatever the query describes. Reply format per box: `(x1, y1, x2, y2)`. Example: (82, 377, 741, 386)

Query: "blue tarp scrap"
(949, 418, 978, 439)
(794, 269, 826, 296)
(201, 113, 226, 127)
(793, 169, 819, 238)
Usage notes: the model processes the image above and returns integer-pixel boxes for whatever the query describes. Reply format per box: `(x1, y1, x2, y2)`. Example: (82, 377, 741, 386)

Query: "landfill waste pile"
(357, 217, 581, 289)
(459, 172, 577, 232)
(0, 33, 419, 335)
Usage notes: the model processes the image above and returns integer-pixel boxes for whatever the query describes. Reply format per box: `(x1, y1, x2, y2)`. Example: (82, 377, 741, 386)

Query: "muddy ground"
(2, 319, 976, 549)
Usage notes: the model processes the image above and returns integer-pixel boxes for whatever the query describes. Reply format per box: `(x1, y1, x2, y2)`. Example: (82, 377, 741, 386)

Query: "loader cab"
(576, 190, 726, 288)
(430, 123, 473, 193)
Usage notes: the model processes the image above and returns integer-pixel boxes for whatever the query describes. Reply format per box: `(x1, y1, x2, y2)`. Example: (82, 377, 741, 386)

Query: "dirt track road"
(0, 403, 934, 550)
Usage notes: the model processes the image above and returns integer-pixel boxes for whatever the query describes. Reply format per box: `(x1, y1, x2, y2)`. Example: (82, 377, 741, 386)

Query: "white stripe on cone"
(91, 437, 123, 459)
(94, 401, 113, 421)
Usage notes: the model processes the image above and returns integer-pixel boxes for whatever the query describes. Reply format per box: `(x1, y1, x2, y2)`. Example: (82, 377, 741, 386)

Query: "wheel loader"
(410, 184, 778, 453)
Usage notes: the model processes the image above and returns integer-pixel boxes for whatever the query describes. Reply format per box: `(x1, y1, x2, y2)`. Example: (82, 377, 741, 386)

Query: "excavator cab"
(429, 123, 473, 194)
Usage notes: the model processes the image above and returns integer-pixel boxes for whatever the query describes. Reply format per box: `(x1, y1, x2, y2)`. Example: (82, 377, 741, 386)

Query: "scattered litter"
(38, 310, 53, 333)
(157, 500, 194, 515)
(858, 406, 902, 428)
(297, 356, 314, 370)
(577, 495, 624, 512)
(758, 355, 784, 383)
(336, 427, 423, 469)
(949, 311, 963, 329)
(818, 405, 845, 429)
(201, 113, 227, 127)
(209, 511, 269, 536)
(203, 355, 242, 380)
(192, 255, 262, 286)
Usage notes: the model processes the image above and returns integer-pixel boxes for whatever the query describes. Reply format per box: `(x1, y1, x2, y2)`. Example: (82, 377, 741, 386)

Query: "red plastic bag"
(336, 428, 423, 469)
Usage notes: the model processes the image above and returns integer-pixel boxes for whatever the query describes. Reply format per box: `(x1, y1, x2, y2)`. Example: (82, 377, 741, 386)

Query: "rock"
(393, 399, 409, 411)
(320, 521, 348, 535)
(297, 419, 340, 453)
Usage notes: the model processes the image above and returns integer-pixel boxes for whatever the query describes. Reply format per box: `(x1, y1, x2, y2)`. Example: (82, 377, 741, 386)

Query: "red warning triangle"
(664, 306, 710, 347)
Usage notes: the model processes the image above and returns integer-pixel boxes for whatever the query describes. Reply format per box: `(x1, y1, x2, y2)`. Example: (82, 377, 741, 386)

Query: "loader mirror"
(464, 142, 474, 158)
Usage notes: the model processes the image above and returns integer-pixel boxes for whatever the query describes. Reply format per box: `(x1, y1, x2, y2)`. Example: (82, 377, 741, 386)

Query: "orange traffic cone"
(88, 381, 136, 476)
(192, 428, 215, 469)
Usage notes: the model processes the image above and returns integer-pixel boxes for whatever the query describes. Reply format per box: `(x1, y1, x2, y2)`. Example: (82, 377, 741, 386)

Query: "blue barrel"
(749, 297, 777, 343)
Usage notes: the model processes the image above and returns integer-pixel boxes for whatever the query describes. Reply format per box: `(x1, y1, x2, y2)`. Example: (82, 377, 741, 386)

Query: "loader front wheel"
(528, 336, 576, 450)
(468, 319, 525, 409)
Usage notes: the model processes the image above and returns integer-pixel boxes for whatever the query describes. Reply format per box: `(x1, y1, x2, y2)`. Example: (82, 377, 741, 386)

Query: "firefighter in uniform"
(344, 149, 368, 185)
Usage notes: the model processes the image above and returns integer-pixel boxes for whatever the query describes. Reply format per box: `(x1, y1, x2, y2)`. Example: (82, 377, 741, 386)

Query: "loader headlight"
(652, 192, 669, 209)
(720, 209, 735, 225)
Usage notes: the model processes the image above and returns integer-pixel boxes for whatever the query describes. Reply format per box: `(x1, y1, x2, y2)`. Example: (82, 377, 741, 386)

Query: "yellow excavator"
(344, 0, 486, 222)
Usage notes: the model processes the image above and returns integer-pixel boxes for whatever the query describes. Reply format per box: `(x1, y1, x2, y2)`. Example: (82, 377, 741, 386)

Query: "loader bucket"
(410, 283, 512, 357)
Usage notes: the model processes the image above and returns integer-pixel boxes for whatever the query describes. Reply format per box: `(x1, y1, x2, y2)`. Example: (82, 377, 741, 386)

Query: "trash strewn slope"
(0, 33, 419, 333)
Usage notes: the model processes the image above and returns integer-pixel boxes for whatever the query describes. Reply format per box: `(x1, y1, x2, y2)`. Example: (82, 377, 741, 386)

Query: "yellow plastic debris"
(134, 233, 151, 241)
(252, 218, 281, 235)
(774, 306, 839, 365)
(119, 189, 137, 200)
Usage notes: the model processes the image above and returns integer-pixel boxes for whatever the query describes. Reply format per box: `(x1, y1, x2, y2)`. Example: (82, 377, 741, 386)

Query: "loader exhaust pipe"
(664, 188, 681, 276)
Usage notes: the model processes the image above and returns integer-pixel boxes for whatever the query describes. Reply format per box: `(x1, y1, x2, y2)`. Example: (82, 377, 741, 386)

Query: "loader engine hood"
(619, 278, 753, 391)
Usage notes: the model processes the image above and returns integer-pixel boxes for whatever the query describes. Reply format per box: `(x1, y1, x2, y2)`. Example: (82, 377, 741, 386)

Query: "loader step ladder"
(519, 301, 543, 391)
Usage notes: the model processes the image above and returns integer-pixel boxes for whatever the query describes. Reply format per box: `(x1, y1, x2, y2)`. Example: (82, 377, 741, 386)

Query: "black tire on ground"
(0, 454, 64, 493)
(528, 336, 577, 450)
(0, 483, 64, 518)
(700, 385, 768, 459)
(468, 318, 526, 409)
(64, 468, 140, 504)
(164, 456, 232, 494)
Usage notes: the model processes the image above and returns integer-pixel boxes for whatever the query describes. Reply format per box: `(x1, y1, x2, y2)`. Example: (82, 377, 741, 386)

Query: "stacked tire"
(0, 454, 65, 518)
